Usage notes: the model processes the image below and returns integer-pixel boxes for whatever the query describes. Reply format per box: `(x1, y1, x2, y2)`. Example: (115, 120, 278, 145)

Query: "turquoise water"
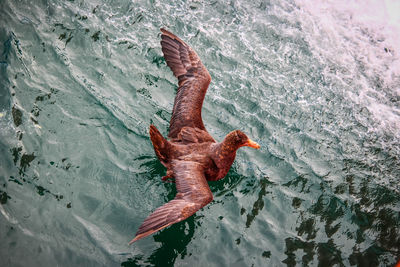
(1, 0, 399, 266)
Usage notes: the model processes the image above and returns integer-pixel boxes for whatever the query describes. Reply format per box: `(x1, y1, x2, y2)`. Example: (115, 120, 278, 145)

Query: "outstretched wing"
(129, 160, 213, 244)
(160, 28, 212, 139)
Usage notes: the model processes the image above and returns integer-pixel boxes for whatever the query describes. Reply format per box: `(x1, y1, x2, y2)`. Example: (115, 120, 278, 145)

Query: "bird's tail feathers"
(149, 124, 170, 165)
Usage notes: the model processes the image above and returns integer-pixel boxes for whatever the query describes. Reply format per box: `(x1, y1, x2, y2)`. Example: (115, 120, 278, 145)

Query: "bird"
(129, 28, 260, 244)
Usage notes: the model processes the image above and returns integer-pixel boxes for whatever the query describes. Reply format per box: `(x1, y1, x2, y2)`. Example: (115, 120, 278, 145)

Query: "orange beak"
(244, 139, 260, 149)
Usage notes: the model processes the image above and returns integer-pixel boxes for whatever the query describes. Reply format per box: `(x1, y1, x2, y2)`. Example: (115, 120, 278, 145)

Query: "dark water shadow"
(244, 177, 274, 229)
(281, 168, 400, 266)
(121, 216, 197, 267)
(208, 165, 248, 197)
(133, 155, 166, 177)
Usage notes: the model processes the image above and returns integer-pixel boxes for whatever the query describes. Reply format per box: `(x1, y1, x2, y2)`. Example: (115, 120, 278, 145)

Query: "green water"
(0, 0, 399, 266)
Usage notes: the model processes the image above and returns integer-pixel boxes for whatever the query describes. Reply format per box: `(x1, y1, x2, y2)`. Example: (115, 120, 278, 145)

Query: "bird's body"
(150, 124, 238, 181)
(129, 29, 259, 244)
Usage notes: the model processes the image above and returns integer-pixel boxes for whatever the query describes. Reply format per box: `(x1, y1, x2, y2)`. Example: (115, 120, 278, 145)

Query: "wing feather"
(160, 28, 212, 139)
(129, 161, 213, 244)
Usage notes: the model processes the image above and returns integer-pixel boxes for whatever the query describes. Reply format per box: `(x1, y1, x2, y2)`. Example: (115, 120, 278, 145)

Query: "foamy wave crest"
(296, 0, 400, 137)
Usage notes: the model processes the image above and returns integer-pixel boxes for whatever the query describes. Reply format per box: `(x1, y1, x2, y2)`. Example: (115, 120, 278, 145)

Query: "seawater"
(0, 0, 399, 266)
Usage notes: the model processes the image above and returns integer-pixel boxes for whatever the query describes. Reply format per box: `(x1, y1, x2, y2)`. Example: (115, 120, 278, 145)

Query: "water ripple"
(0, 0, 399, 266)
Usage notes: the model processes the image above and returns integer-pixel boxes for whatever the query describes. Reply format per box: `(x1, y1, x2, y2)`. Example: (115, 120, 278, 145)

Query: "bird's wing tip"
(160, 28, 172, 36)
(128, 234, 142, 245)
(160, 28, 186, 45)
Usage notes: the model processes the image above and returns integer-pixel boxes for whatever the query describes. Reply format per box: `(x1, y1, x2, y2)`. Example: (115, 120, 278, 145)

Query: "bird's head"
(224, 130, 260, 150)
(211, 130, 260, 174)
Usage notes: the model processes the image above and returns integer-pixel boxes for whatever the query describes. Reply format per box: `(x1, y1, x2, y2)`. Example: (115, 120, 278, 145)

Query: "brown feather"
(129, 161, 212, 244)
(159, 28, 212, 139)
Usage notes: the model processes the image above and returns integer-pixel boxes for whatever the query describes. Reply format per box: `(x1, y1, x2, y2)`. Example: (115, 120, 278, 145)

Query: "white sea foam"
(296, 0, 400, 137)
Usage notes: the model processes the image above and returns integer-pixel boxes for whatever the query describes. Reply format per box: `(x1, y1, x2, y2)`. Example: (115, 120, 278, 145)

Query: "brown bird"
(129, 28, 260, 244)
